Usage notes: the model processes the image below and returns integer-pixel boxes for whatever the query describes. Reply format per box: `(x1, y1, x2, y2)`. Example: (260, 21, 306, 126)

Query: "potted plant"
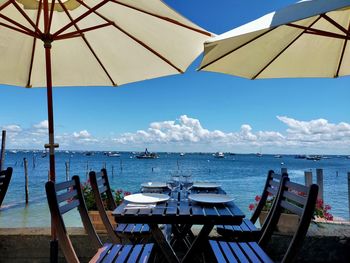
(81, 180, 131, 233)
(249, 193, 333, 234)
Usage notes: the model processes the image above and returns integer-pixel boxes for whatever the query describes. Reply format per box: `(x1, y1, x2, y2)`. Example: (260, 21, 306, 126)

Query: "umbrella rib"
(110, 0, 211, 37)
(335, 19, 350, 77)
(55, 22, 114, 40)
(0, 22, 37, 37)
(0, 13, 38, 37)
(253, 16, 322, 80)
(75, 0, 183, 73)
(287, 23, 348, 40)
(199, 28, 277, 71)
(26, 0, 43, 88)
(10, 0, 43, 35)
(321, 14, 349, 35)
(47, 0, 56, 34)
(57, 0, 117, 86)
(52, 0, 109, 38)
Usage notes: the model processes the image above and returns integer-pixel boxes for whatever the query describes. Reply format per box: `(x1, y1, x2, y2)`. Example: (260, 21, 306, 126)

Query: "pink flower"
(325, 204, 331, 211)
(249, 204, 255, 211)
(255, 195, 261, 202)
(124, 191, 131, 196)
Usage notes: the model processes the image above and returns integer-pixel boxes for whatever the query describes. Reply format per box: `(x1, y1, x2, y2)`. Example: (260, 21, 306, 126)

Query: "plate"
(192, 182, 221, 188)
(188, 194, 233, 204)
(141, 182, 167, 188)
(124, 193, 169, 204)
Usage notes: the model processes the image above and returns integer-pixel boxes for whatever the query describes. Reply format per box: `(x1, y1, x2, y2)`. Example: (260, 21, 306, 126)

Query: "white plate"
(141, 182, 167, 188)
(192, 182, 221, 188)
(189, 194, 233, 204)
(124, 193, 169, 204)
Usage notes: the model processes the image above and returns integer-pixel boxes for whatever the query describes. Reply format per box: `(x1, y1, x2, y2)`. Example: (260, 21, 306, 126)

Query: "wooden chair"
(209, 177, 319, 263)
(216, 170, 287, 241)
(45, 175, 154, 263)
(0, 167, 13, 207)
(89, 169, 152, 244)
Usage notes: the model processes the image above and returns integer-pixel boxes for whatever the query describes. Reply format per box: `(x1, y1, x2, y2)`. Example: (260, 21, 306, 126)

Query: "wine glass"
(181, 173, 193, 200)
(167, 173, 180, 201)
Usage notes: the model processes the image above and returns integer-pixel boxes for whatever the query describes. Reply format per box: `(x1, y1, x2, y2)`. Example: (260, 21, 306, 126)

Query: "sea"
(0, 150, 349, 228)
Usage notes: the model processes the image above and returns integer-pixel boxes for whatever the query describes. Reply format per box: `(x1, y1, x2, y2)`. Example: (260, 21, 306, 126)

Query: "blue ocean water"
(0, 151, 349, 227)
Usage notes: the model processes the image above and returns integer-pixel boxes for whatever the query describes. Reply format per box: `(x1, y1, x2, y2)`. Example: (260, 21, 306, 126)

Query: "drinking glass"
(181, 173, 193, 200)
(167, 173, 180, 201)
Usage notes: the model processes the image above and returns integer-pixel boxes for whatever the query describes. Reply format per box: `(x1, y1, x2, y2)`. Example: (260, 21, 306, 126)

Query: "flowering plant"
(81, 180, 131, 211)
(115, 189, 131, 206)
(248, 194, 333, 221)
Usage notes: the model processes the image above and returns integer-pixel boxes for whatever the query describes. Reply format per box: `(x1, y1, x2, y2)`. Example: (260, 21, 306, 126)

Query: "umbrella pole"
(44, 40, 58, 263)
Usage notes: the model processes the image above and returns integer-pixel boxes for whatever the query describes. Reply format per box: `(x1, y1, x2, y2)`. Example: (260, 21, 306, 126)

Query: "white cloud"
(1, 115, 350, 154)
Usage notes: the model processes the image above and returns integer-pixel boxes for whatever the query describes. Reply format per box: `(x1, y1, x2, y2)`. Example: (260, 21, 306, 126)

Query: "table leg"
(149, 224, 179, 263)
(181, 224, 214, 263)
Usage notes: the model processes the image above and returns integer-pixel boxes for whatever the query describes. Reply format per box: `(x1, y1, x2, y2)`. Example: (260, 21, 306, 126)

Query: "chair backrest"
(45, 176, 102, 263)
(251, 170, 288, 230)
(89, 168, 120, 243)
(259, 177, 319, 263)
(0, 167, 13, 207)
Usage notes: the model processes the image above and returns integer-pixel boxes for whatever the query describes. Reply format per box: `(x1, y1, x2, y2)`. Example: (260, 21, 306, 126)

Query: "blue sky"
(1, 0, 350, 154)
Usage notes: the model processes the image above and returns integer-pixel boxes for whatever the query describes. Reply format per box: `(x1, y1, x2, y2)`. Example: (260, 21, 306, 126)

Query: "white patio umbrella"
(0, 0, 212, 182)
(199, 0, 350, 79)
(0, 0, 212, 258)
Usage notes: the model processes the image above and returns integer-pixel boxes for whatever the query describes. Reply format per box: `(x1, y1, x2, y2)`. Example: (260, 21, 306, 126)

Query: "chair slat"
(272, 173, 282, 180)
(285, 181, 308, 194)
(266, 186, 277, 195)
(269, 179, 279, 188)
(98, 185, 108, 194)
(57, 189, 77, 203)
(126, 244, 143, 263)
(94, 243, 113, 263)
(242, 219, 258, 231)
(281, 200, 303, 216)
(229, 242, 249, 263)
(59, 199, 79, 214)
(283, 190, 306, 206)
(116, 223, 128, 233)
(219, 241, 238, 263)
(101, 244, 123, 263)
(248, 242, 274, 263)
(238, 242, 262, 263)
(55, 180, 75, 191)
(209, 240, 227, 263)
(115, 245, 133, 263)
(96, 177, 105, 187)
(138, 243, 153, 262)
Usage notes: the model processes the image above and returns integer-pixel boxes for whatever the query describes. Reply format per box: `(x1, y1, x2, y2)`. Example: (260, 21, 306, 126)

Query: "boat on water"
(136, 148, 158, 159)
(256, 153, 262, 157)
(107, 152, 121, 157)
(306, 155, 322, 161)
(180, 153, 185, 156)
(295, 155, 306, 159)
(214, 152, 225, 158)
(274, 154, 282, 158)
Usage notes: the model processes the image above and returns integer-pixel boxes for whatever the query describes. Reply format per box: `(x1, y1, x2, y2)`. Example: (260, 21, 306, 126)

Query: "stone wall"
(0, 222, 349, 262)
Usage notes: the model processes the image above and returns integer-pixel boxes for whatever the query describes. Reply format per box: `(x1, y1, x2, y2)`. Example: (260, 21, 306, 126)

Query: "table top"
(112, 187, 245, 225)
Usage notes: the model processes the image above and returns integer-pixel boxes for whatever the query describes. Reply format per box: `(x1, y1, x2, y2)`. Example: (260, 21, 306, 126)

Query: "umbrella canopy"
(1, 0, 211, 87)
(0, 0, 212, 181)
(199, 0, 350, 79)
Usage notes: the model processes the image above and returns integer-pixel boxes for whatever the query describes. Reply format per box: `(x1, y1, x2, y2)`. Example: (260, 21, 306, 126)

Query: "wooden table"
(112, 188, 245, 263)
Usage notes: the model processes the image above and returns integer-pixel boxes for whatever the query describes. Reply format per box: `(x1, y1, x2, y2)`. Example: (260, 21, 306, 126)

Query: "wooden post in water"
(32, 153, 36, 169)
(304, 171, 313, 186)
(0, 130, 6, 171)
(24, 158, 29, 204)
(65, 161, 69, 181)
(316, 168, 324, 200)
(120, 159, 123, 172)
(348, 172, 350, 220)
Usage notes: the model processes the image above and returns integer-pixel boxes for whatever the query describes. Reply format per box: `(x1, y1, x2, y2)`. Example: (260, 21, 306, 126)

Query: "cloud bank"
(1, 115, 350, 154)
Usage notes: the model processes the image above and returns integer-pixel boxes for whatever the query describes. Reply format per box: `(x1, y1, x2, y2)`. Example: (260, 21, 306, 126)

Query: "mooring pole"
(316, 168, 324, 200)
(24, 158, 29, 204)
(0, 130, 6, 171)
(304, 171, 313, 186)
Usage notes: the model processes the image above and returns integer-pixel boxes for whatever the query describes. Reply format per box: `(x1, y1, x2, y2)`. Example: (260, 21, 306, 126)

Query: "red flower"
(255, 195, 261, 202)
(124, 191, 131, 196)
(249, 204, 255, 211)
(325, 204, 331, 211)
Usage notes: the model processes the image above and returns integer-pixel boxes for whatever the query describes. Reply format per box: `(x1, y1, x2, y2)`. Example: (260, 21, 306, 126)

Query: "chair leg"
(50, 239, 58, 263)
